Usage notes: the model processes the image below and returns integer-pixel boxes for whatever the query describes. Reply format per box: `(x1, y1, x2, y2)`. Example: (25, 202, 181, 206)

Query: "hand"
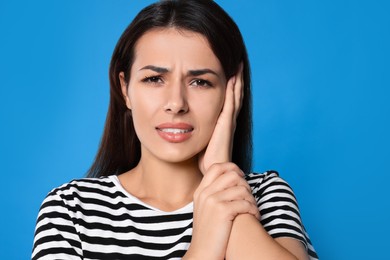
(185, 163, 260, 260)
(198, 63, 244, 174)
(185, 63, 257, 259)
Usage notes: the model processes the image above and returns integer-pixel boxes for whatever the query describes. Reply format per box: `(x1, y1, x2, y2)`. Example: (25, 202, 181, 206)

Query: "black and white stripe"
(32, 172, 318, 259)
(246, 171, 318, 258)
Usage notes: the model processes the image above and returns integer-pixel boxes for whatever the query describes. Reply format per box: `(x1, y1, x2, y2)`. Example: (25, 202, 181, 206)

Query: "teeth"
(160, 128, 191, 134)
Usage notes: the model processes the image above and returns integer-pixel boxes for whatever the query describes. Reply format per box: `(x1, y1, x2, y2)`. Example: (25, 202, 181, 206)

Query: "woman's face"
(121, 28, 226, 164)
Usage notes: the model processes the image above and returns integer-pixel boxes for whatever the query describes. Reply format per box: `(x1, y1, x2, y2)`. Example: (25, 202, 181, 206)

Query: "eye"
(190, 79, 213, 88)
(141, 76, 164, 84)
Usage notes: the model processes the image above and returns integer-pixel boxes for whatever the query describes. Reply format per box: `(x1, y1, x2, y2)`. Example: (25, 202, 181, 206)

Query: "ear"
(119, 72, 132, 109)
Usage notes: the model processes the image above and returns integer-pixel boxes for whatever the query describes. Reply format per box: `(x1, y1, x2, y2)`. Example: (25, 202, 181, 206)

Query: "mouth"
(157, 128, 193, 134)
(155, 123, 194, 143)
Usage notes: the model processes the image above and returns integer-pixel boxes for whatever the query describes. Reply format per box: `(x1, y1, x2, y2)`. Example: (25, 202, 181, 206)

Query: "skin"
(119, 28, 228, 211)
(119, 28, 309, 259)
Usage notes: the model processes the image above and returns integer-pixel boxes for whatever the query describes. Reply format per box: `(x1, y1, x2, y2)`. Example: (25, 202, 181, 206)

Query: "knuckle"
(238, 185, 249, 195)
(209, 162, 222, 170)
(193, 189, 200, 200)
(230, 172, 244, 184)
(242, 199, 251, 207)
(215, 202, 225, 212)
(238, 178, 250, 188)
(211, 201, 226, 217)
(198, 191, 208, 203)
(226, 162, 237, 169)
(204, 194, 217, 207)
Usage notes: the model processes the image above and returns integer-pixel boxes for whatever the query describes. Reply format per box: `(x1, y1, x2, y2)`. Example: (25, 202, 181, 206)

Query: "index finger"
(196, 162, 244, 192)
(233, 62, 244, 120)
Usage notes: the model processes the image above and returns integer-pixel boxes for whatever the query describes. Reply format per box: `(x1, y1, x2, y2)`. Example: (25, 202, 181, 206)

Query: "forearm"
(225, 214, 299, 260)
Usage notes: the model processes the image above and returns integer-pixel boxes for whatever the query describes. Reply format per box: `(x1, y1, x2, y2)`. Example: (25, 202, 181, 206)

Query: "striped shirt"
(32, 171, 318, 259)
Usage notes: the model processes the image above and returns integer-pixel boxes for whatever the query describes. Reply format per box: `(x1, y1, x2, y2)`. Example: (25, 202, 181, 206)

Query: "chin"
(141, 140, 207, 165)
(159, 152, 199, 164)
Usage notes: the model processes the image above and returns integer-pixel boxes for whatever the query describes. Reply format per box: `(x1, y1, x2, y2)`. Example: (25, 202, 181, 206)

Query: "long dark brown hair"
(87, 0, 252, 177)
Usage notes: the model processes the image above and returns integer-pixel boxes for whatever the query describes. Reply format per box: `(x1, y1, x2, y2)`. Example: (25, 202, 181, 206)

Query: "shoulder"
(41, 176, 119, 209)
(245, 171, 295, 199)
(245, 170, 281, 184)
(245, 171, 300, 222)
(32, 176, 121, 259)
(48, 176, 115, 195)
(245, 171, 319, 259)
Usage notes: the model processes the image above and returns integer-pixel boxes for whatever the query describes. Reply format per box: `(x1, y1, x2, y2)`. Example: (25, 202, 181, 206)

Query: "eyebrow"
(187, 69, 218, 77)
(139, 65, 219, 77)
(140, 65, 169, 73)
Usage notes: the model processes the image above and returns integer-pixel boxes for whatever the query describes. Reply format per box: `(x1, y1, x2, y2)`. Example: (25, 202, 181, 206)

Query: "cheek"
(196, 95, 225, 133)
(129, 91, 158, 130)
(208, 101, 223, 124)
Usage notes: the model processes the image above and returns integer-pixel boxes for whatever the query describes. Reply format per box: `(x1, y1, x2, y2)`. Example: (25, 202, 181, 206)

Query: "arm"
(226, 172, 312, 259)
(32, 191, 82, 260)
(195, 64, 311, 259)
(183, 163, 260, 260)
(183, 66, 253, 259)
(226, 214, 308, 260)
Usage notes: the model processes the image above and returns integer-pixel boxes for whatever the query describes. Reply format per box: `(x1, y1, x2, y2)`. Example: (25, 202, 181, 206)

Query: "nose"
(163, 81, 189, 114)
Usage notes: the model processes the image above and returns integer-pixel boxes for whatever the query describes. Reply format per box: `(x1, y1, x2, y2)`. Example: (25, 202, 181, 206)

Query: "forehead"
(135, 27, 211, 52)
(132, 28, 222, 70)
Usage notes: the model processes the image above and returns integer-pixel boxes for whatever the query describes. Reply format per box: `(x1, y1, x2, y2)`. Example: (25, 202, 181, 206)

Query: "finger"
(200, 170, 250, 198)
(197, 163, 243, 191)
(212, 185, 256, 205)
(195, 163, 243, 195)
(233, 62, 244, 120)
(221, 75, 235, 118)
(223, 199, 260, 221)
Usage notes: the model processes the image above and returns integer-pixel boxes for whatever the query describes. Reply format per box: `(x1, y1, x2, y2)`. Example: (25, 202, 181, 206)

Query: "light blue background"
(1, 1, 389, 259)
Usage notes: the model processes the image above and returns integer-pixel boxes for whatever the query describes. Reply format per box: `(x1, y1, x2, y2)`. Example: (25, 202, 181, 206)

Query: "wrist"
(184, 245, 224, 260)
(182, 246, 199, 260)
(182, 248, 202, 260)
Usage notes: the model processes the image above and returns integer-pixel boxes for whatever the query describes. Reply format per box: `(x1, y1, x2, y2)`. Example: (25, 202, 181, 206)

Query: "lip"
(156, 122, 194, 143)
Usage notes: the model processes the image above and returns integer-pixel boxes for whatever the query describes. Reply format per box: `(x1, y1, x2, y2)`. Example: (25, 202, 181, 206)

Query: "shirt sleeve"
(246, 171, 319, 259)
(32, 188, 83, 260)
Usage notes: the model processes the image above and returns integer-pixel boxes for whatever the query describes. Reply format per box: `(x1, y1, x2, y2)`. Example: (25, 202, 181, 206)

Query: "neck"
(119, 153, 203, 212)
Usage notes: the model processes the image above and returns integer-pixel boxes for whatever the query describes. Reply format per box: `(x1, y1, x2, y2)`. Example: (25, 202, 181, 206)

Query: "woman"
(32, 0, 318, 259)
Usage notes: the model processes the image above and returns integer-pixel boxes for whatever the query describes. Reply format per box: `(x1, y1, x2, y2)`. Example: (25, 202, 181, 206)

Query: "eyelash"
(190, 79, 213, 88)
(141, 75, 213, 88)
(142, 75, 163, 84)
